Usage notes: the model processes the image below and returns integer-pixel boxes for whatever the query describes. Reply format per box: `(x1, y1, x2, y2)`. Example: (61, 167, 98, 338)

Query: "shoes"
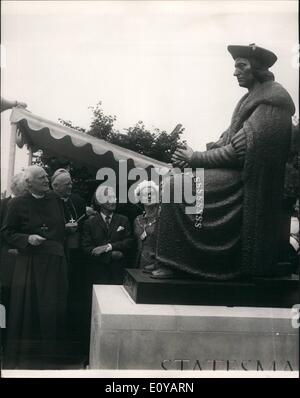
(150, 267, 176, 279)
(142, 263, 156, 274)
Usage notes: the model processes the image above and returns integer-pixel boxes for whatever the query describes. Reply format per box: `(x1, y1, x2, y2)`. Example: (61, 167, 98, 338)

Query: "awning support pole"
(28, 146, 33, 165)
(6, 122, 17, 196)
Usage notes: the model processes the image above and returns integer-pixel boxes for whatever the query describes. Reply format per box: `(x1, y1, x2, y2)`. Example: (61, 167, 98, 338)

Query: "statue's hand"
(171, 159, 189, 169)
(172, 145, 194, 166)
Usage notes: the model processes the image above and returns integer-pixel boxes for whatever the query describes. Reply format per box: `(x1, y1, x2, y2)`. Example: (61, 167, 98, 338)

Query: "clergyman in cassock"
(1, 165, 68, 369)
(51, 168, 87, 347)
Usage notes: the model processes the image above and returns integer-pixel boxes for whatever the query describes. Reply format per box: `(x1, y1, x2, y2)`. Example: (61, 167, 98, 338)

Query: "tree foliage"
(41, 102, 299, 209)
(86, 102, 185, 163)
(57, 101, 186, 164)
(87, 103, 116, 140)
(39, 102, 186, 201)
(58, 118, 86, 133)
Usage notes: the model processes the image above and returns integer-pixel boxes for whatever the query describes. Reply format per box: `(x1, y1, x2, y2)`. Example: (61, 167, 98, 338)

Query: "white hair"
(51, 168, 71, 185)
(134, 180, 159, 202)
(24, 165, 45, 182)
(10, 172, 26, 196)
(95, 185, 116, 204)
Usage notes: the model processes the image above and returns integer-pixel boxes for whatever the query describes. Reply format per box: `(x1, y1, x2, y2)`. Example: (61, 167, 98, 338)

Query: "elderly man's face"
(53, 173, 73, 198)
(98, 188, 117, 213)
(234, 58, 256, 88)
(29, 168, 49, 194)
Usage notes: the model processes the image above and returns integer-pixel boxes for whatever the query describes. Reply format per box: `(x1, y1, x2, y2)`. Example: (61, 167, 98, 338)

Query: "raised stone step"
(89, 285, 299, 370)
(123, 269, 299, 308)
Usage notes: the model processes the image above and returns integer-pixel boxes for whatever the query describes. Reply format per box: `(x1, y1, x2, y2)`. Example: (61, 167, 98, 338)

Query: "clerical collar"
(31, 192, 45, 199)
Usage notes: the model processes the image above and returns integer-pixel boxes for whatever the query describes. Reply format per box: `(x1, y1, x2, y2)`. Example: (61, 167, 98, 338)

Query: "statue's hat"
(227, 43, 277, 68)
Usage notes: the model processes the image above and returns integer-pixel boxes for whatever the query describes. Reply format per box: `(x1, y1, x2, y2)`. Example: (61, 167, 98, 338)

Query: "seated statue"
(152, 43, 296, 280)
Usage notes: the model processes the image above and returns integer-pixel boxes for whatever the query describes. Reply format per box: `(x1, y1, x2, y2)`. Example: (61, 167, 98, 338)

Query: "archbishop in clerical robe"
(1, 166, 68, 369)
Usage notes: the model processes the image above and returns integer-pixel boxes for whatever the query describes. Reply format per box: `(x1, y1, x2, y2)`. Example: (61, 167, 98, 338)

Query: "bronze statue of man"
(152, 44, 295, 279)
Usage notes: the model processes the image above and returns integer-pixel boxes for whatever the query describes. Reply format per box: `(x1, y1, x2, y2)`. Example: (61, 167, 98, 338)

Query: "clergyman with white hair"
(1, 165, 68, 369)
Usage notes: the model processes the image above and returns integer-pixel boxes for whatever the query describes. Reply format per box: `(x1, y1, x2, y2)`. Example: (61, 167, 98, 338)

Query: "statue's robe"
(1, 191, 68, 368)
(156, 81, 295, 279)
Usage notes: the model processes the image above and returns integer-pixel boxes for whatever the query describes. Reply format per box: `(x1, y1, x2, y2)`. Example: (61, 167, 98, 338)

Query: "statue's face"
(234, 58, 256, 88)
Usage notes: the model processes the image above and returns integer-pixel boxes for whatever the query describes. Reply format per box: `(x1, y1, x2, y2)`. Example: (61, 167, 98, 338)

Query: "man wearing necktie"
(82, 185, 133, 285)
(82, 185, 133, 353)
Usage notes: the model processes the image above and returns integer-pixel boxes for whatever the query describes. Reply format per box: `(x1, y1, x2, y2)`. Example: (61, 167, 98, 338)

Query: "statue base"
(124, 269, 299, 308)
(89, 285, 298, 370)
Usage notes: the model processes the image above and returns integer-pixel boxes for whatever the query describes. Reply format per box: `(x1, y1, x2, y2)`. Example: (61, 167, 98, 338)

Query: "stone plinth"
(89, 285, 299, 371)
(124, 269, 299, 308)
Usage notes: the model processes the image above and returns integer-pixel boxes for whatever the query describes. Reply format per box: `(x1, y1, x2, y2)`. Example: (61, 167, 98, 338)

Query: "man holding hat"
(153, 44, 295, 279)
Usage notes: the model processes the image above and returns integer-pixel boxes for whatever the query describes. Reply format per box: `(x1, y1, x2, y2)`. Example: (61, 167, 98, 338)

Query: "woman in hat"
(133, 181, 160, 273)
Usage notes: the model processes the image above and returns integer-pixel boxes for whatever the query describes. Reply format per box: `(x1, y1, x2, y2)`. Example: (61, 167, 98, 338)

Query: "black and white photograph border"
(0, 0, 299, 380)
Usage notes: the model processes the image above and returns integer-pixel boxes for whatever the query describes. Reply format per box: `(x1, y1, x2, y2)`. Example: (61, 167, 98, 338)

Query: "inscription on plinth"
(89, 285, 299, 370)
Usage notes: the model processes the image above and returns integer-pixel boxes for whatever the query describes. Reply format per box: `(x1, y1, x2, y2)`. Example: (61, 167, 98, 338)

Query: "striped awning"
(10, 107, 170, 175)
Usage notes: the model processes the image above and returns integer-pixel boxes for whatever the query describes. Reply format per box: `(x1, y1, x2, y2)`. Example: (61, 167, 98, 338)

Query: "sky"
(1, 0, 299, 193)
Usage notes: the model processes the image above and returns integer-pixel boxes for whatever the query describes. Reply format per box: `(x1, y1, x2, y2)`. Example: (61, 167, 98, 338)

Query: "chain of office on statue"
(194, 172, 204, 229)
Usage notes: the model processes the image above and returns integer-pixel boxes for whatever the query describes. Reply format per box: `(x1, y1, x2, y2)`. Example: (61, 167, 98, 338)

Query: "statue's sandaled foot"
(142, 263, 156, 274)
(150, 266, 177, 279)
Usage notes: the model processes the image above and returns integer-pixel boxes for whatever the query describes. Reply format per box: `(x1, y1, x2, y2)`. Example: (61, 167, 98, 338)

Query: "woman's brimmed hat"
(134, 180, 159, 202)
(227, 43, 277, 69)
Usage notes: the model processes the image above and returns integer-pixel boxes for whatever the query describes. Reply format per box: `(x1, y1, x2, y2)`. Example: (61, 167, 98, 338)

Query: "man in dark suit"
(82, 185, 133, 285)
(81, 185, 133, 356)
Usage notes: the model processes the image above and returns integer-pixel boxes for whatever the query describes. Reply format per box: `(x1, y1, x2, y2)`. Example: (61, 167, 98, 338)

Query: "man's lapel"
(96, 212, 108, 234)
